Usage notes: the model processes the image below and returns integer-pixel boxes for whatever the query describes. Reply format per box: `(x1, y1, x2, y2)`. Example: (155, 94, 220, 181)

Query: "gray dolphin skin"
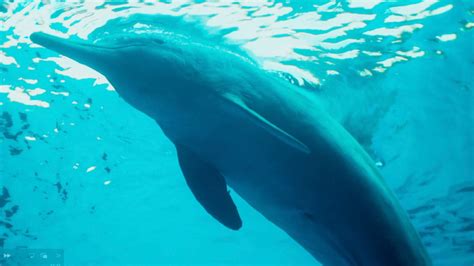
(30, 31, 431, 266)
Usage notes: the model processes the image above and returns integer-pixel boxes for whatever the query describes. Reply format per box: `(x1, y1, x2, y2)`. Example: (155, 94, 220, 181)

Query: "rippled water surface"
(1, 1, 473, 265)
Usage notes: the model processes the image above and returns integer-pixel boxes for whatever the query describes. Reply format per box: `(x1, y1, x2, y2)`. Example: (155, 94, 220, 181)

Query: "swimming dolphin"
(30, 31, 431, 265)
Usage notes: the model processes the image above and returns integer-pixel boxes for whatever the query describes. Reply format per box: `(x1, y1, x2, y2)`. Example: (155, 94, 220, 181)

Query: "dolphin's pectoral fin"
(176, 144, 242, 230)
(223, 93, 310, 154)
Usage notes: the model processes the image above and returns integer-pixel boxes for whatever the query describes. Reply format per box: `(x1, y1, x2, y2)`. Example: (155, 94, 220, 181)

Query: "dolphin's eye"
(153, 39, 164, 45)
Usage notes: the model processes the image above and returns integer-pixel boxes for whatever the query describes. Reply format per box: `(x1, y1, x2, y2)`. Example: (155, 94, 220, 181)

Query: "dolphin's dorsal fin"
(176, 144, 242, 230)
(223, 93, 310, 154)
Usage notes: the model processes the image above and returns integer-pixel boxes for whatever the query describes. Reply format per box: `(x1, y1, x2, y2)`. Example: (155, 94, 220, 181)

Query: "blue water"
(0, 1, 473, 265)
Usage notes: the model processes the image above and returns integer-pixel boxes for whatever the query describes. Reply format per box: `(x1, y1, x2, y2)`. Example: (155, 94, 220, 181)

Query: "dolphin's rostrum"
(30, 31, 431, 265)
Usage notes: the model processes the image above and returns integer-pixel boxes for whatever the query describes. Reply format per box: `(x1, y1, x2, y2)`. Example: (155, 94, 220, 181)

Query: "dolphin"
(30, 30, 431, 265)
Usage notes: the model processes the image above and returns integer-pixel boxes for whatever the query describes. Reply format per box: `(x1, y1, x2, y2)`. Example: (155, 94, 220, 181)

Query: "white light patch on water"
(385, 4, 453, 23)
(0, 85, 50, 108)
(262, 61, 320, 86)
(205, 4, 253, 28)
(181, 3, 220, 16)
(244, 36, 315, 60)
(86, 166, 96, 173)
(1, 36, 21, 48)
(104, 180, 111, 185)
(390, 0, 439, 16)
(132, 23, 151, 29)
(19, 78, 39, 85)
(326, 70, 340, 75)
(436, 34, 457, 42)
(396, 47, 425, 58)
(225, 15, 279, 41)
(359, 69, 373, 77)
(252, 3, 292, 17)
(0, 51, 19, 67)
(94, 76, 115, 91)
(347, 0, 383, 9)
(51, 91, 70, 96)
(363, 51, 383, 57)
(278, 12, 375, 32)
(105, 84, 115, 91)
(27, 88, 46, 96)
(364, 24, 423, 38)
(377, 56, 408, 68)
(24, 136, 37, 141)
(317, 39, 365, 50)
(296, 21, 368, 46)
(323, 50, 360, 60)
(372, 66, 386, 73)
(424, 4, 453, 16)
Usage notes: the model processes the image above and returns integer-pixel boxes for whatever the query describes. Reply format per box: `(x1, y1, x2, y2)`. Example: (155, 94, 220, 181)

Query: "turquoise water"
(0, 1, 473, 265)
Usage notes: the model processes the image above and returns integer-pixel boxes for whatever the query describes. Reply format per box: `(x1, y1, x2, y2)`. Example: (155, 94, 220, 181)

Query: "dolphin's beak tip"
(30, 32, 46, 46)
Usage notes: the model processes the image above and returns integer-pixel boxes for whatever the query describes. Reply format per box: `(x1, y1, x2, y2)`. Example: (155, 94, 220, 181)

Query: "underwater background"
(0, 0, 473, 265)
